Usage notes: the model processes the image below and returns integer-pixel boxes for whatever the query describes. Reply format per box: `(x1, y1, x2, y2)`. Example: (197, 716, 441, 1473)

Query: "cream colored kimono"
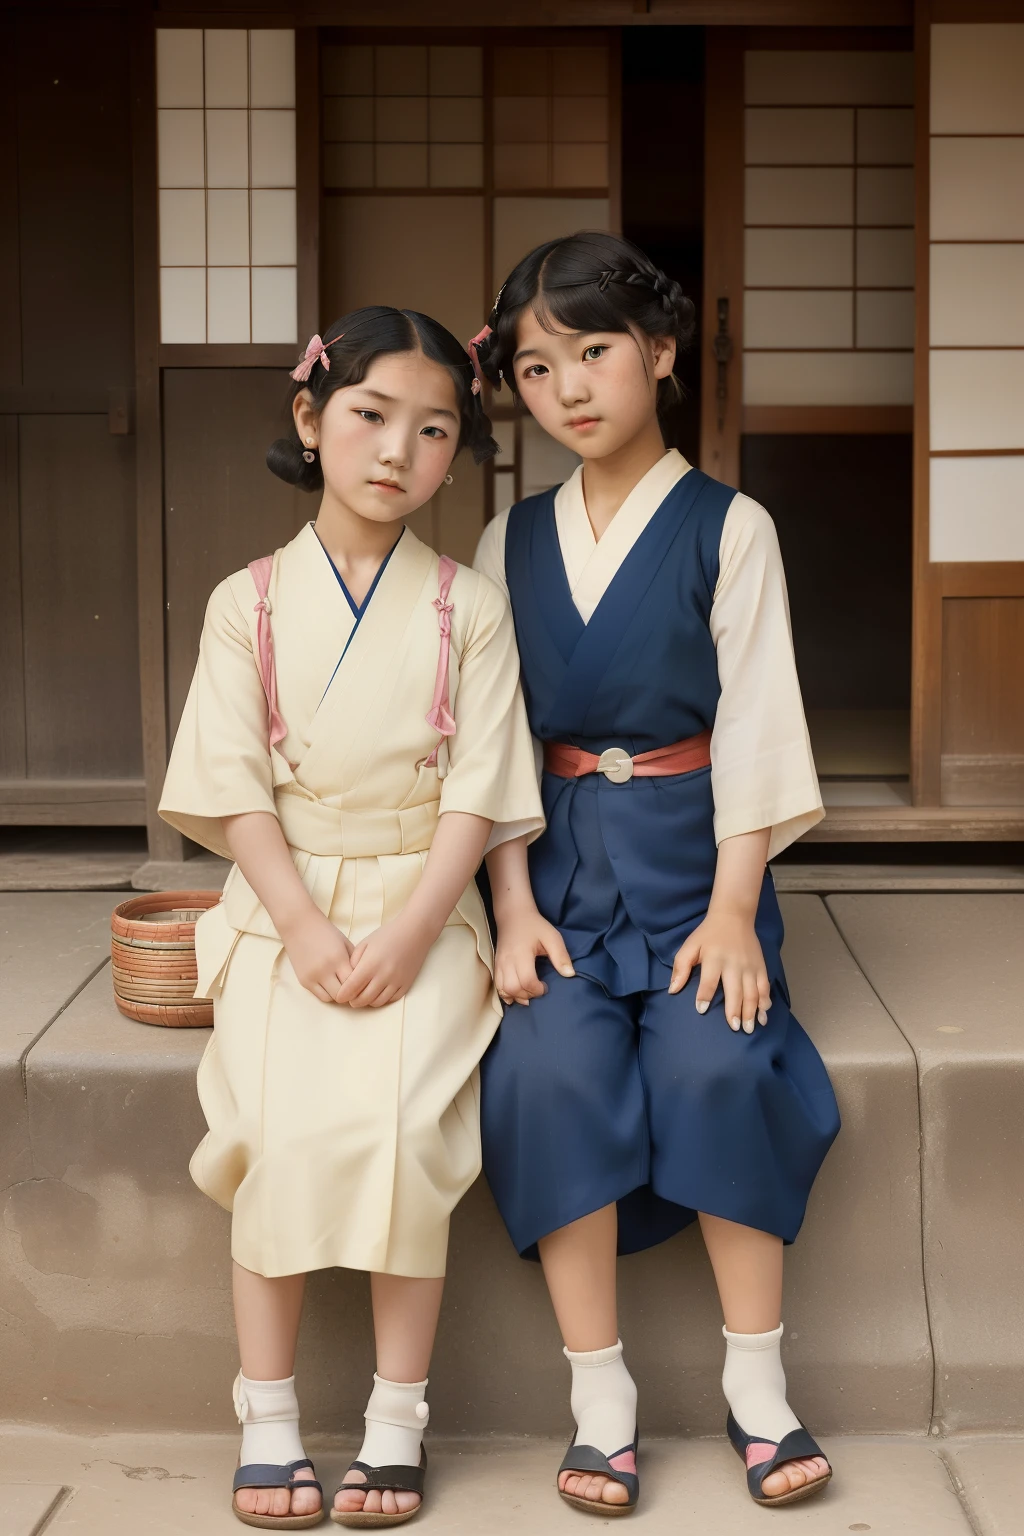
(160, 523, 543, 1279)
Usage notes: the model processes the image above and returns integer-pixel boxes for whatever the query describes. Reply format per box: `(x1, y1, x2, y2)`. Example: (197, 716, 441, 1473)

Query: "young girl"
(159, 306, 543, 1529)
(472, 232, 841, 1514)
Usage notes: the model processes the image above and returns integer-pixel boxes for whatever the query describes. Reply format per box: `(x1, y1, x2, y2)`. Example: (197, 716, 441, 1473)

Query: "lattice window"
(322, 45, 484, 190)
(742, 50, 915, 407)
(157, 28, 297, 344)
(492, 44, 609, 191)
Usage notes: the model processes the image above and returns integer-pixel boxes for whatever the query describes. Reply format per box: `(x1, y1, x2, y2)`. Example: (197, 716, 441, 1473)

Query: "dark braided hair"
(472, 232, 695, 443)
(268, 305, 499, 493)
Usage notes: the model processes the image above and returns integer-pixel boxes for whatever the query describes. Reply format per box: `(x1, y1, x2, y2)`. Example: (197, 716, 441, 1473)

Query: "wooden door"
(0, 10, 144, 826)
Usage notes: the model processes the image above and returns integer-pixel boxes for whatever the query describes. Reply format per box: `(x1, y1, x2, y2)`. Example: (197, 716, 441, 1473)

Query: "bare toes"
(603, 1478, 630, 1504)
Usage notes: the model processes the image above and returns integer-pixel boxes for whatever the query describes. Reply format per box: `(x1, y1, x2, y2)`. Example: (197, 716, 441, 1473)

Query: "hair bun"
(266, 436, 323, 493)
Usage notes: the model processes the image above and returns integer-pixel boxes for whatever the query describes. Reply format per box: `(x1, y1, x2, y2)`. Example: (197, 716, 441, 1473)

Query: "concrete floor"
(2, 1428, 1022, 1536)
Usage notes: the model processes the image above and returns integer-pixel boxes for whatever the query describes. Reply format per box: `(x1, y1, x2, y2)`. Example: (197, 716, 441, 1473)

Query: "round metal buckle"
(596, 746, 634, 784)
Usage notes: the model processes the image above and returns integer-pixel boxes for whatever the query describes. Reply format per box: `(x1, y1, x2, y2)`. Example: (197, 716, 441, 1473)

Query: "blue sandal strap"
(558, 1429, 640, 1507)
(726, 1412, 829, 1500)
(234, 1459, 323, 1495)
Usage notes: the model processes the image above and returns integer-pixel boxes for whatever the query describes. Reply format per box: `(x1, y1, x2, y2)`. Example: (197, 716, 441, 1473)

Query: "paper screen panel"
(931, 245, 1024, 348)
(745, 351, 913, 407)
(157, 28, 297, 345)
(931, 24, 1024, 134)
(930, 457, 1024, 563)
(742, 49, 914, 407)
(930, 351, 1024, 451)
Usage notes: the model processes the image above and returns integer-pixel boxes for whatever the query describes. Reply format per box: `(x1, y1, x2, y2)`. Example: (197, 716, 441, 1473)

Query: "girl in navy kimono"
(471, 231, 841, 1515)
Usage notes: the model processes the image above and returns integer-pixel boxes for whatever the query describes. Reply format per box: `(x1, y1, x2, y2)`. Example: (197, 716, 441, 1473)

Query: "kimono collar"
(555, 449, 692, 625)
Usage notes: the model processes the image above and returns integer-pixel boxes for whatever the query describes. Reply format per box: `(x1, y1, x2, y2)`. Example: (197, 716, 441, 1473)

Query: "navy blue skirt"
(480, 770, 841, 1259)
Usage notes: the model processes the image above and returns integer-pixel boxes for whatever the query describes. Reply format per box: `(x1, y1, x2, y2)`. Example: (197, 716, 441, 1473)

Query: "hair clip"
(597, 270, 613, 291)
(467, 324, 492, 388)
(290, 332, 343, 383)
(471, 378, 481, 395)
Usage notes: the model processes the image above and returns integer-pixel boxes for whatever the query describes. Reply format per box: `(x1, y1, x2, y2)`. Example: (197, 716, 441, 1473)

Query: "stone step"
(2, 1427, 1021, 1536)
(1, 891, 1022, 1439)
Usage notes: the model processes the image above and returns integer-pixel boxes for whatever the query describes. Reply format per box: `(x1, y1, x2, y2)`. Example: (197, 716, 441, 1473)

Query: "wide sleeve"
(438, 569, 545, 854)
(709, 495, 824, 861)
(158, 576, 278, 859)
(472, 505, 511, 599)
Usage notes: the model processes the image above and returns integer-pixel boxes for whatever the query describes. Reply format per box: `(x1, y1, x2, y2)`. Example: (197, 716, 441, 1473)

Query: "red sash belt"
(543, 729, 712, 784)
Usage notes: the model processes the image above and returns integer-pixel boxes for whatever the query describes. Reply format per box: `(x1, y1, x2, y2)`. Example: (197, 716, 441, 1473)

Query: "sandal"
(232, 1458, 324, 1529)
(329, 1450, 427, 1528)
(557, 1428, 639, 1516)
(727, 1411, 832, 1507)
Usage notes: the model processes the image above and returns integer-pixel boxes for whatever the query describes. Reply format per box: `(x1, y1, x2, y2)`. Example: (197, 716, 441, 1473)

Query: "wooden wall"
(162, 369, 310, 735)
(0, 9, 144, 824)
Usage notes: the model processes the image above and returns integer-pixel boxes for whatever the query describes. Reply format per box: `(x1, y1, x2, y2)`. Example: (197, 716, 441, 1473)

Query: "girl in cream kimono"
(471, 234, 841, 1516)
(160, 306, 543, 1529)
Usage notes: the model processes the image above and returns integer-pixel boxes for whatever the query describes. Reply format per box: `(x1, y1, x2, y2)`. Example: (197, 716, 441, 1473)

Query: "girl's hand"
(494, 905, 575, 1006)
(280, 906, 355, 1004)
(669, 910, 771, 1033)
(334, 913, 435, 1010)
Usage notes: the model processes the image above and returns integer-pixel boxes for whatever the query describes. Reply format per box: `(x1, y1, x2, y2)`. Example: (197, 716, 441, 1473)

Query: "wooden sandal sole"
(752, 1469, 832, 1508)
(232, 1496, 325, 1529)
(329, 1508, 420, 1528)
(559, 1490, 636, 1517)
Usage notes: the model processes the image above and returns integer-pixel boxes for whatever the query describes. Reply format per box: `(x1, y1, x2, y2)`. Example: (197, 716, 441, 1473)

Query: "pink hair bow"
(290, 333, 332, 383)
(467, 324, 492, 390)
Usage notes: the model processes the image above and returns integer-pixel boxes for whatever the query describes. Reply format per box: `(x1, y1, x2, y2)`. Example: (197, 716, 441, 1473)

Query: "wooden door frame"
(912, 0, 1024, 815)
(701, 15, 1024, 839)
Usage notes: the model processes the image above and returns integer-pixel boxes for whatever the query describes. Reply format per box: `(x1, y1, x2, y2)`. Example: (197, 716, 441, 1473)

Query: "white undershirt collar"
(554, 449, 691, 624)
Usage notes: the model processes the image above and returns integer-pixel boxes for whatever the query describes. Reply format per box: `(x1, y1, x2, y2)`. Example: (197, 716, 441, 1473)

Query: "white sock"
(722, 1324, 802, 1443)
(564, 1340, 637, 1457)
(356, 1374, 429, 1470)
(234, 1373, 307, 1468)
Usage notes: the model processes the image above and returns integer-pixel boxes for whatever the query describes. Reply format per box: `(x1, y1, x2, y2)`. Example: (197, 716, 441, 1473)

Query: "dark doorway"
(621, 27, 705, 464)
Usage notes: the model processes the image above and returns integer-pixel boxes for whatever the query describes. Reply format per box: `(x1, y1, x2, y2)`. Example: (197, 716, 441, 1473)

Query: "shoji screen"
(743, 49, 914, 414)
(157, 29, 298, 345)
(929, 24, 1024, 562)
(923, 21, 1024, 809)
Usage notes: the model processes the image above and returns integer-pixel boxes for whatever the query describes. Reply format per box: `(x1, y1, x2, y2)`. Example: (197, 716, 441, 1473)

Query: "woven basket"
(111, 891, 221, 1027)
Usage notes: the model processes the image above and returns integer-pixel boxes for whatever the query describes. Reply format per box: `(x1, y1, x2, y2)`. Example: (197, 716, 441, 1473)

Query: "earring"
(305, 437, 315, 445)
(444, 473, 454, 486)
(302, 449, 316, 463)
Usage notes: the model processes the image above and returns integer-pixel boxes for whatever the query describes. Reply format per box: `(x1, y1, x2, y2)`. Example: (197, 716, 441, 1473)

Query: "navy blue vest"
(504, 469, 785, 996)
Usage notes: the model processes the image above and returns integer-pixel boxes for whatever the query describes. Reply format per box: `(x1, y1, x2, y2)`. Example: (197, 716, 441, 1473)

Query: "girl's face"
(294, 350, 460, 524)
(512, 306, 676, 461)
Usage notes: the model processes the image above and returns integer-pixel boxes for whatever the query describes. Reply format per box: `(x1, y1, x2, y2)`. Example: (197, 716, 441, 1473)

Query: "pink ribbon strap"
(423, 555, 458, 768)
(248, 557, 289, 757)
(467, 324, 491, 391)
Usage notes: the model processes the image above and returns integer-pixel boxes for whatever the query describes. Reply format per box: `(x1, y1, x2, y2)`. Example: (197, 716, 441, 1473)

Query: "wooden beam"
(804, 803, 1024, 841)
(0, 780, 147, 825)
(296, 25, 322, 346)
(700, 28, 744, 489)
(160, 3, 915, 24)
(158, 344, 299, 368)
(131, 15, 181, 862)
(0, 418, 26, 779)
(910, 0, 941, 807)
(939, 563, 1024, 599)
(742, 406, 914, 434)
